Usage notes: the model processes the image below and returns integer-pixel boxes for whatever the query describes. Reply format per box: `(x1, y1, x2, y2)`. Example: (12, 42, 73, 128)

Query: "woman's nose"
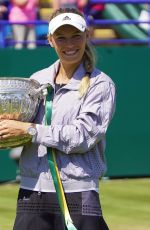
(64, 38, 74, 46)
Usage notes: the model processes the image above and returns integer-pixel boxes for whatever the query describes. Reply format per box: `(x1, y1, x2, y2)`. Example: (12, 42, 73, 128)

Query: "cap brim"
(48, 12, 87, 35)
(51, 21, 86, 34)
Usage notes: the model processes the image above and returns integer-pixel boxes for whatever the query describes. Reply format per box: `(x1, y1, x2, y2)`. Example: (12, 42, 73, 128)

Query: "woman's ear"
(86, 29, 91, 40)
(48, 36, 54, 47)
(50, 43, 54, 47)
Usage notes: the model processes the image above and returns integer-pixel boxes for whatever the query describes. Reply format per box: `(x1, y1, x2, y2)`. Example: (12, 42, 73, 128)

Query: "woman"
(0, 8, 115, 230)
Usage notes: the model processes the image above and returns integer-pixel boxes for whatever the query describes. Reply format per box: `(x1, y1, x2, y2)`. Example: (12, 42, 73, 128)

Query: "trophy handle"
(28, 83, 51, 99)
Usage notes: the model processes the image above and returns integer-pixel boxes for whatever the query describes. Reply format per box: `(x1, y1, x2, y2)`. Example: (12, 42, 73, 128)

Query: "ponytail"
(79, 43, 95, 97)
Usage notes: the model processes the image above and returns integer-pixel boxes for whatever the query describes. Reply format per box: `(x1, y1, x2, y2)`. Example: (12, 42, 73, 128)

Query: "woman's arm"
(35, 81, 116, 154)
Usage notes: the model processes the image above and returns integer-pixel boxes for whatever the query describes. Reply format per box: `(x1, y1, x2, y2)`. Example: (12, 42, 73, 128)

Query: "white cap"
(48, 13, 87, 35)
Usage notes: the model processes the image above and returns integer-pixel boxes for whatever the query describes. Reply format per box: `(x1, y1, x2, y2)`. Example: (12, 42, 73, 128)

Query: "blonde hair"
(49, 8, 95, 97)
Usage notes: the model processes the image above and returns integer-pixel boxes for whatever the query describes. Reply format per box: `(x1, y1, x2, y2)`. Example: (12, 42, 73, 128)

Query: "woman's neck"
(55, 62, 80, 84)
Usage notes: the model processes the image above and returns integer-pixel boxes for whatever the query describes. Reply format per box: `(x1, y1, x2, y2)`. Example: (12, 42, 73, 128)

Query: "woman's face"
(49, 25, 88, 66)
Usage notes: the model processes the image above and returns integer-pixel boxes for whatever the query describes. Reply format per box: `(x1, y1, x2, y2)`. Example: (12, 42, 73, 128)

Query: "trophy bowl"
(0, 77, 44, 149)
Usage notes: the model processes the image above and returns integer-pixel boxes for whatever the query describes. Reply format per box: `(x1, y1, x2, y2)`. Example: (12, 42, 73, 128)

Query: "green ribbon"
(45, 86, 77, 230)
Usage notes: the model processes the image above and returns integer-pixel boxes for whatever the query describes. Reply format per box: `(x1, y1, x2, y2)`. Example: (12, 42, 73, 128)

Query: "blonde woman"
(0, 8, 115, 230)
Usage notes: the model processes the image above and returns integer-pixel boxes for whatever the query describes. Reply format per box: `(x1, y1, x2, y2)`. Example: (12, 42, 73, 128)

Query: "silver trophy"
(0, 77, 48, 149)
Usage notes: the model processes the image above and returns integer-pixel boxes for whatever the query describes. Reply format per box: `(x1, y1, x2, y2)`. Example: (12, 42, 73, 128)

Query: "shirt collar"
(38, 59, 86, 91)
(54, 60, 86, 90)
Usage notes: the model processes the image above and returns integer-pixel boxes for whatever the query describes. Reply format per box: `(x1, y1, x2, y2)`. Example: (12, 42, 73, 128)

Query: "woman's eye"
(57, 37, 65, 41)
(74, 35, 81, 39)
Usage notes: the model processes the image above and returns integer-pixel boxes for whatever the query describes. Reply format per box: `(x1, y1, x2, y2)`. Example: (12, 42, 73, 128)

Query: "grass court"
(0, 178, 150, 230)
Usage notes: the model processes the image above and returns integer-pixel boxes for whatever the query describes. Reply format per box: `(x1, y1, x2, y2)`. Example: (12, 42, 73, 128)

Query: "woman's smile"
(62, 49, 80, 58)
(63, 50, 78, 56)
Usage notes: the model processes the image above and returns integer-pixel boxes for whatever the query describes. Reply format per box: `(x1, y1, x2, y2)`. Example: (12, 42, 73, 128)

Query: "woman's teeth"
(64, 51, 77, 55)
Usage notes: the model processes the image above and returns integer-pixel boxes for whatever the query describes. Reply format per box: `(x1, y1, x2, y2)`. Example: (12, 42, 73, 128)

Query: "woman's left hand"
(0, 120, 31, 139)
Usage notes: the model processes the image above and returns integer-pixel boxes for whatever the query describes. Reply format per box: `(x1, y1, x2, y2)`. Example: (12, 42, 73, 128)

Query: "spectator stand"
(78, 0, 117, 42)
(36, 0, 53, 41)
(0, 0, 150, 47)
(88, 0, 150, 45)
(0, 0, 11, 48)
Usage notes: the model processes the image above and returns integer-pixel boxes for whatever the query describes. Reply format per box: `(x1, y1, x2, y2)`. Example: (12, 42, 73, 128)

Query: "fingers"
(0, 120, 18, 130)
(0, 133, 6, 140)
(0, 120, 7, 131)
(0, 129, 9, 139)
(0, 120, 30, 136)
(0, 121, 13, 138)
(0, 134, 4, 139)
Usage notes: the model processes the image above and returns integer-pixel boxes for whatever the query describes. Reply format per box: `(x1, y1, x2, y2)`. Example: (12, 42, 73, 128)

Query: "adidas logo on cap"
(62, 16, 71, 21)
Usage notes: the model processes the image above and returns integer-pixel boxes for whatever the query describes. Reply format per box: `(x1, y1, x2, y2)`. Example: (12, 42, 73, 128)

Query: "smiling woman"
(8, 7, 116, 230)
(48, 25, 87, 83)
(48, 10, 91, 90)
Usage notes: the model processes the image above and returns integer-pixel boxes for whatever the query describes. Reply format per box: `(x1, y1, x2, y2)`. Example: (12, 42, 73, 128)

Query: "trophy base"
(0, 135, 32, 149)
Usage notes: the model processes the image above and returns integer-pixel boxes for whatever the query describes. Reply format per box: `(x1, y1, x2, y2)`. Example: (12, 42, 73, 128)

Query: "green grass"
(0, 183, 18, 230)
(0, 179, 150, 230)
(100, 178, 150, 230)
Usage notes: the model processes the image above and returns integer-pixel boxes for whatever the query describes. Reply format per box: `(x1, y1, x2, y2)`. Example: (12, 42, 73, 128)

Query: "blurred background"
(0, 0, 150, 229)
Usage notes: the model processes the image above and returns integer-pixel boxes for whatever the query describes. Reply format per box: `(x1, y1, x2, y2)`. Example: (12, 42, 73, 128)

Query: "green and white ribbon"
(45, 86, 77, 230)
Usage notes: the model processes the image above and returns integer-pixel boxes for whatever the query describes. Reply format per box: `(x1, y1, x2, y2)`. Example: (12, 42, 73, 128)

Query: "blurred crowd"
(1, 1, 150, 48)
(0, 0, 105, 48)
